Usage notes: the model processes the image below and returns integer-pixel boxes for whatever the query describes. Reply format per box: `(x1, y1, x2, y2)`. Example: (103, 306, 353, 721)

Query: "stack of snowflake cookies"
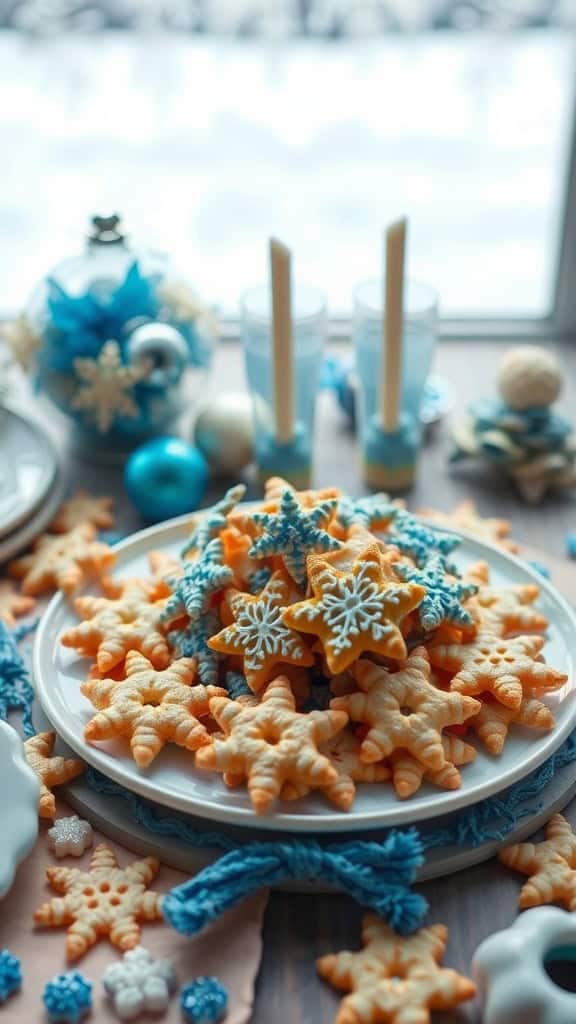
(58, 478, 567, 815)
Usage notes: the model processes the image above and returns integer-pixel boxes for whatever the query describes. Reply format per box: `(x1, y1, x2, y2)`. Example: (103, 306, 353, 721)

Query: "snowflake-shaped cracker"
(499, 813, 576, 910)
(103, 946, 177, 1020)
(387, 512, 460, 569)
(429, 631, 566, 710)
(72, 340, 150, 434)
(281, 728, 391, 810)
(260, 476, 341, 512)
(418, 499, 519, 553)
(390, 733, 476, 800)
(43, 971, 92, 1023)
(8, 523, 115, 597)
(48, 816, 94, 858)
(248, 489, 341, 587)
(51, 490, 115, 533)
(81, 650, 223, 768)
(195, 675, 348, 814)
(181, 484, 246, 558)
(61, 577, 170, 673)
(34, 843, 164, 961)
(463, 561, 548, 637)
(208, 571, 314, 692)
(24, 732, 84, 819)
(469, 695, 555, 755)
(0, 580, 35, 627)
(166, 610, 223, 686)
(336, 494, 398, 532)
(0, 949, 21, 1003)
(317, 915, 476, 1024)
(393, 556, 477, 632)
(162, 539, 233, 626)
(331, 648, 480, 768)
(282, 544, 425, 674)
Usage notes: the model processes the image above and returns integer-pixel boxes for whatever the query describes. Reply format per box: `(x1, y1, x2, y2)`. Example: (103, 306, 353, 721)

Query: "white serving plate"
(0, 405, 58, 540)
(34, 515, 576, 834)
(0, 721, 39, 897)
(0, 468, 65, 565)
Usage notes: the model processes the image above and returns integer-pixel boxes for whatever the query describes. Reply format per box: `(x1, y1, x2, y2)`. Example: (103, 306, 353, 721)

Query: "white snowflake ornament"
(72, 340, 151, 434)
(103, 947, 177, 1020)
(47, 816, 93, 858)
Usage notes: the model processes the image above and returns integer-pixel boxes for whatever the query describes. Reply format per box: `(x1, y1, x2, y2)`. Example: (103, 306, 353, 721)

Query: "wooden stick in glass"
(381, 218, 407, 431)
(270, 237, 294, 444)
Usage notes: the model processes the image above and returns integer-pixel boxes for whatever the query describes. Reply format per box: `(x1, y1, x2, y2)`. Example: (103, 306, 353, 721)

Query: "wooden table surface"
(18, 338, 576, 1024)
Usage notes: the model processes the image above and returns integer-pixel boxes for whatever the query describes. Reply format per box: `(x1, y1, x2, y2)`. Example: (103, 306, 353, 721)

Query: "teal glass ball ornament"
(124, 437, 208, 522)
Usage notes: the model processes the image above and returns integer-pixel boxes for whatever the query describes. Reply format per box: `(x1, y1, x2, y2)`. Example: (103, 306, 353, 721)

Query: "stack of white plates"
(0, 405, 63, 564)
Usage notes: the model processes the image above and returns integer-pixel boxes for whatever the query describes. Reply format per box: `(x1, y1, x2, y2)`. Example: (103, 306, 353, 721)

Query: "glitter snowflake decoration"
(47, 816, 94, 858)
(181, 484, 246, 558)
(394, 556, 477, 631)
(0, 950, 21, 1003)
(163, 539, 233, 626)
(167, 610, 223, 685)
(180, 977, 229, 1023)
(389, 512, 460, 569)
(102, 946, 177, 1021)
(72, 340, 150, 434)
(2, 313, 42, 372)
(43, 972, 92, 1024)
(249, 489, 341, 586)
(336, 494, 398, 531)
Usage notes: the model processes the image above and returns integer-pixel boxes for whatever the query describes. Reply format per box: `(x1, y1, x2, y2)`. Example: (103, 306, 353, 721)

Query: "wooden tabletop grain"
(22, 338, 576, 1024)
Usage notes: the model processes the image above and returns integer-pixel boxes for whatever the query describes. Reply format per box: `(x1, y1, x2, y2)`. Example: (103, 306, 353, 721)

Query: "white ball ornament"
(193, 392, 254, 475)
(498, 346, 562, 411)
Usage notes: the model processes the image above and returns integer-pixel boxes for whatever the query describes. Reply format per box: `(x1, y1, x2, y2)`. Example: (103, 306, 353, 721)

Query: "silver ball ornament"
(193, 392, 254, 475)
(126, 322, 189, 387)
(498, 346, 562, 411)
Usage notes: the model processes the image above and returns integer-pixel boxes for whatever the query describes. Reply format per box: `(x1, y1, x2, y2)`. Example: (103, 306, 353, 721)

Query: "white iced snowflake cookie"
(47, 815, 93, 858)
(472, 906, 576, 1024)
(103, 947, 177, 1020)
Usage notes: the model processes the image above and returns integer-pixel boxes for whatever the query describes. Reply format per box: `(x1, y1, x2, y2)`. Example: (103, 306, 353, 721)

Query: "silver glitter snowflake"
(47, 815, 94, 858)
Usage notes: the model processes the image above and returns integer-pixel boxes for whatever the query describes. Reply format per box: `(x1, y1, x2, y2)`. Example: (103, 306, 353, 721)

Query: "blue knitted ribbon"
(161, 830, 426, 937)
(0, 621, 37, 739)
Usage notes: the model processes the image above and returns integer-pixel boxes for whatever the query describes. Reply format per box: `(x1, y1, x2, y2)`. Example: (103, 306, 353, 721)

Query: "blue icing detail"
(389, 512, 460, 570)
(42, 972, 92, 1024)
(247, 566, 273, 594)
(0, 950, 21, 1003)
(337, 494, 398, 530)
(363, 414, 420, 469)
(167, 610, 223, 686)
(225, 671, 252, 701)
(0, 621, 36, 738)
(394, 556, 477, 631)
(567, 533, 576, 560)
(180, 977, 229, 1023)
(162, 539, 233, 625)
(181, 484, 246, 558)
(249, 488, 341, 587)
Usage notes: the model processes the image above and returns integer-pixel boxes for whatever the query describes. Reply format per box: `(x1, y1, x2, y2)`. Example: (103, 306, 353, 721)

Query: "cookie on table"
(24, 731, 84, 819)
(499, 813, 576, 910)
(50, 490, 115, 533)
(9, 523, 115, 597)
(0, 580, 35, 627)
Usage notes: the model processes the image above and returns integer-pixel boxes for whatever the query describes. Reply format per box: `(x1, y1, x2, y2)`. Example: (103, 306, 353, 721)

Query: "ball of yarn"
(497, 346, 562, 411)
(124, 437, 208, 523)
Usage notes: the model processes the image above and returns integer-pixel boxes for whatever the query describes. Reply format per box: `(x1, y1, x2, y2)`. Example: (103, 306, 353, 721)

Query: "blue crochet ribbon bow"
(162, 828, 427, 937)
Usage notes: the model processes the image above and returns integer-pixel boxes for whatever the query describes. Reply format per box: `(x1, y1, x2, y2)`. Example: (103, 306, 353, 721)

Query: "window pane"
(0, 17, 573, 318)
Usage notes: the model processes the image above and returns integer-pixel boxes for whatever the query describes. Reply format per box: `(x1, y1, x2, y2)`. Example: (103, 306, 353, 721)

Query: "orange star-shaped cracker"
(463, 561, 548, 637)
(0, 580, 35, 627)
(195, 674, 348, 814)
(207, 571, 314, 692)
(418, 500, 519, 553)
(61, 576, 171, 672)
(24, 731, 84, 819)
(81, 650, 224, 768)
(390, 733, 476, 799)
(317, 915, 476, 1024)
(282, 544, 425, 675)
(469, 694, 555, 755)
(331, 648, 480, 768)
(429, 631, 566, 710)
(50, 490, 115, 533)
(34, 843, 163, 960)
(281, 728, 392, 811)
(9, 523, 115, 596)
(499, 813, 576, 910)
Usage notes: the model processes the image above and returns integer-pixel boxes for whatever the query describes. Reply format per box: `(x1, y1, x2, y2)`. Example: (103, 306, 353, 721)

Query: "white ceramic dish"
(34, 515, 576, 834)
(0, 721, 39, 897)
(0, 405, 58, 539)
(0, 468, 65, 565)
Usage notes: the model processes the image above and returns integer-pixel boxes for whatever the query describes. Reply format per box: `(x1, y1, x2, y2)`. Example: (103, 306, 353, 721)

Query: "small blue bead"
(124, 436, 208, 522)
(180, 977, 229, 1023)
(42, 971, 92, 1023)
(567, 534, 576, 560)
(0, 949, 21, 1002)
(528, 560, 551, 579)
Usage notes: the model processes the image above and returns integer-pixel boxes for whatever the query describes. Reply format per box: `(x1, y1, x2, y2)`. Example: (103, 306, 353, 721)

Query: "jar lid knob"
(88, 214, 125, 246)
